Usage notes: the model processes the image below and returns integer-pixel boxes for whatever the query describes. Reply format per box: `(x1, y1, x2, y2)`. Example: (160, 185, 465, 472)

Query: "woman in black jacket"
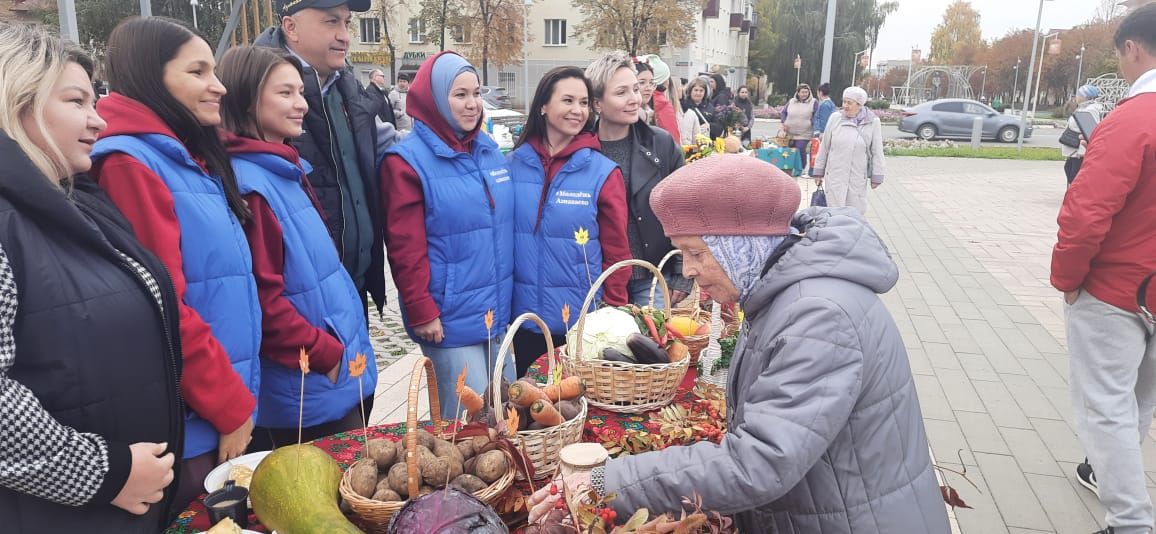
(0, 24, 183, 533)
(585, 52, 693, 307)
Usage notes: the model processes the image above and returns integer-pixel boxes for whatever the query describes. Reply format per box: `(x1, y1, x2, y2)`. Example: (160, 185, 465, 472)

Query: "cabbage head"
(565, 307, 640, 359)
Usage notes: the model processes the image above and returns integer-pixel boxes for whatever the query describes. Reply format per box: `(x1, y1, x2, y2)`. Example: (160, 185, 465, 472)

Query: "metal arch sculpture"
(892, 65, 987, 106)
(1084, 73, 1130, 112)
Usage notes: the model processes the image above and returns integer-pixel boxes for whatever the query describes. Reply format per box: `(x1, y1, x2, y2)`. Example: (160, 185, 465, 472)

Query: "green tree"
(416, 0, 526, 84)
(929, 0, 982, 64)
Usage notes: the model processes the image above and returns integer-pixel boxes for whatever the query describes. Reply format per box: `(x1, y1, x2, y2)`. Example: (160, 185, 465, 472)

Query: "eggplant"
(627, 333, 670, 364)
(601, 347, 636, 363)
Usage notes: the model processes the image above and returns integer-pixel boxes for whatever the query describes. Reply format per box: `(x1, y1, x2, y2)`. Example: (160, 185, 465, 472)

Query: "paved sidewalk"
(830, 156, 1156, 534)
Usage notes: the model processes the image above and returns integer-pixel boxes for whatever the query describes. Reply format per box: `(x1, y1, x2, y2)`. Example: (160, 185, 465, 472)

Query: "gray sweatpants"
(1067, 290, 1156, 534)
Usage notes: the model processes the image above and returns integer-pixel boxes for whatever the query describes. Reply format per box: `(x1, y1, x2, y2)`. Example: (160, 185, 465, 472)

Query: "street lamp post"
(851, 50, 869, 87)
(1075, 43, 1086, 91)
(794, 54, 801, 89)
(190, 0, 199, 30)
(1012, 57, 1021, 106)
(1032, 31, 1059, 121)
(523, 0, 531, 113)
(1018, 0, 1052, 152)
(980, 66, 987, 101)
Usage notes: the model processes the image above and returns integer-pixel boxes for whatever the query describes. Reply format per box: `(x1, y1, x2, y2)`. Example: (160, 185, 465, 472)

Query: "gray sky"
(873, 0, 1111, 63)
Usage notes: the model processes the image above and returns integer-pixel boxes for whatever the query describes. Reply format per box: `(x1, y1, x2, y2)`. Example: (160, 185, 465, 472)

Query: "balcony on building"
(729, 13, 743, 29)
(703, 0, 719, 18)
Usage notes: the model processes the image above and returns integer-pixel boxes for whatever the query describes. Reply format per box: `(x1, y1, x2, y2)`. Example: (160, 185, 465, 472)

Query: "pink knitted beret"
(649, 154, 801, 237)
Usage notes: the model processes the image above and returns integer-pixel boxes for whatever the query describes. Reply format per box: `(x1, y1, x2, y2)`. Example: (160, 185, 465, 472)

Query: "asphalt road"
(752, 119, 1063, 149)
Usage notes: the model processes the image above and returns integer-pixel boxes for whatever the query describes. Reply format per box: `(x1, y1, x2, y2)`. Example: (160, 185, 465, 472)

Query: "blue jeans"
(627, 278, 666, 309)
(422, 332, 516, 420)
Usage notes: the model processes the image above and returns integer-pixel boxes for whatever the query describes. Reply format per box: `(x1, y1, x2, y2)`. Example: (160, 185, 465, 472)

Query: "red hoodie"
(90, 93, 255, 436)
(652, 89, 682, 143)
(225, 134, 344, 375)
(524, 132, 630, 306)
(379, 51, 485, 328)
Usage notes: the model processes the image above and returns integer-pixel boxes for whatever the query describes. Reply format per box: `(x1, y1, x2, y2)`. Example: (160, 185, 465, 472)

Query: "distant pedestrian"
(638, 54, 681, 142)
(634, 60, 656, 125)
(1051, 5, 1156, 534)
(708, 73, 733, 138)
(1061, 85, 1105, 185)
(813, 82, 837, 135)
(390, 72, 412, 130)
(670, 76, 702, 145)
(781, 83, 818, 172)
(811, 86, 886, 214)
(734, 85, 754, 145)
(682, 77, 713, 139)
(366, 68, 397, 126)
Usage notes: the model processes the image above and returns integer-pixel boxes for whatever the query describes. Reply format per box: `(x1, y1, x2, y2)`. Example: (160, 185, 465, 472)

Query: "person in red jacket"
(507, 66, 631, 377)
(1050, 6, 1156, 534)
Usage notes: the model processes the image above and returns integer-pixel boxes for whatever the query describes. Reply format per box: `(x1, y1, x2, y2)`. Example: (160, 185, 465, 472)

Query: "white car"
(484, 100, 526, 129)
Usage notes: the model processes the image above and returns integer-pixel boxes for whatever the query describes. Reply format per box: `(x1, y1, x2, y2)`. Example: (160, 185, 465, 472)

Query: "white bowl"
(202, 450, 271, 493)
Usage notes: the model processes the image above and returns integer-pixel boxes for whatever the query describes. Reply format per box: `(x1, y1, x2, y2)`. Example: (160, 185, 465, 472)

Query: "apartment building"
(348, 0, 753, 107)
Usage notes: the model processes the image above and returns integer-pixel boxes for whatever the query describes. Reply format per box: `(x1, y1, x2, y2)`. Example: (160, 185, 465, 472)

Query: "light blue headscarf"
(702, 235, 789, 302)
(430, 53, 479, 138)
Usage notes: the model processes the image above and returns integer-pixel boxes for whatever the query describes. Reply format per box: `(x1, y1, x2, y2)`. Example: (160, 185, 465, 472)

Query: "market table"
(164, 360, 710, 533)
(753, 146, 804, 177)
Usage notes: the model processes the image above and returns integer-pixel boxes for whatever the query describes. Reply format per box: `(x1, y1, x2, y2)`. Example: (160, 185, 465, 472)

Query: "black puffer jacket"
(254, 27, 386, 310)
(0, 132, 183, 533)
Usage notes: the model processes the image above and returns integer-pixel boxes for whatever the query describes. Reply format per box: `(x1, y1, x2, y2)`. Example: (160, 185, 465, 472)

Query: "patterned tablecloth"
(754, 146, 805, 176)
(165, 360, 702, 533)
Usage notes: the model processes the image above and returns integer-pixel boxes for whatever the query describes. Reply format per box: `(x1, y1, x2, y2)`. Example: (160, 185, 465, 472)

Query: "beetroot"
(386, 486, 506, 533)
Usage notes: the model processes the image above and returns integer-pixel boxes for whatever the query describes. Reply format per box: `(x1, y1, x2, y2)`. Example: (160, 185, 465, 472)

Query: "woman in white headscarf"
(811, 86, 886, 214)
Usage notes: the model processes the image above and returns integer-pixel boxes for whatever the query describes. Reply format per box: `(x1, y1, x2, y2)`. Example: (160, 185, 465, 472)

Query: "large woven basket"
(563, 259, 690, 414)
(649, 249, 710, 367)
(339, 356, 515, 532)
(492, 313, 587, 479)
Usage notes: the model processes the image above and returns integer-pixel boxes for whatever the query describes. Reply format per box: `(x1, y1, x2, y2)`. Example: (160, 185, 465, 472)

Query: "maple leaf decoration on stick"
(350, 353, 368, 456)
(297, 347, 309, 447)
(483, 309, 494, 411)
(574, 227, 594, 289)
(453, 364, 469, 432)
(505, 406, 520, 439)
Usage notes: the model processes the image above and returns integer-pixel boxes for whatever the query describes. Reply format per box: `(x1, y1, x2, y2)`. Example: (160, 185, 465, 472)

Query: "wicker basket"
(649, 250, 710, 367)
(491, 313, 587, 480)
(563, 259, 690, 414)
(339, 356, 515, 532)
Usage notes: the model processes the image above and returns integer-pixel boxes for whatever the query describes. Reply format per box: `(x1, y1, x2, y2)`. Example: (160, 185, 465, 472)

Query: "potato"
(366, 438, 398, 469)
(371, 487, 402, 502)
(469, 434, 492, 452)
(348, 459, 378, 498)
(464, 456, 477, 477)
(418, 485, 434, 496)
(415, 429, 437, 451)
(433, 439, 464, 463)
(450, 473, 488, 493)
(473, 450, 509, 484)
(386, 461, 416, 498)
(455, 440, 476, 461)
(556, 399, 582, 421)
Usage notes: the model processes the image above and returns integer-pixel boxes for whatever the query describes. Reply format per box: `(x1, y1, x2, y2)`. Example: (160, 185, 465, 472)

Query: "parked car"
(484, 100, 525, 130)
(898, 98, 1033, 142)
(481, 86, 512, 108)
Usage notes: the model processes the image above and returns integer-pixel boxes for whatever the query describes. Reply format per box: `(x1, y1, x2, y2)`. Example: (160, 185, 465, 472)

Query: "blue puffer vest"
(233, 153, 378, 428)
(386, 121, 514, 347)
(91, 134, 262, 459)
(508, 144, 617, 334)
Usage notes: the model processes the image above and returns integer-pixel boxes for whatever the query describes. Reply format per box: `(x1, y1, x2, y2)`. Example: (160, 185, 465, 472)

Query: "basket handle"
(404, 356, 443, 498)
(571, 259, 671, 359)
(490, 313, 556, 428)
(648, 249, 701, 308)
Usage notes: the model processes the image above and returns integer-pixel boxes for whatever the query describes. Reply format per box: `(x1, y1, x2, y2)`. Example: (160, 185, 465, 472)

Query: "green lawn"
(884, 146, 1064, 161)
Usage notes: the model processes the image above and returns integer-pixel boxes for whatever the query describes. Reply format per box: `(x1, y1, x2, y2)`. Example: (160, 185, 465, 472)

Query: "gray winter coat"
(605, 208, 949, 534)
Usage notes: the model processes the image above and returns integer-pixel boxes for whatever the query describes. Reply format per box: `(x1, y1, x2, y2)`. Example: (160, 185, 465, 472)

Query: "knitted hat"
(650, 155, 800, 237)
(843, 86, 869, 105)
(1077, 85, 1100, 99)
(645, 54, 671, 86)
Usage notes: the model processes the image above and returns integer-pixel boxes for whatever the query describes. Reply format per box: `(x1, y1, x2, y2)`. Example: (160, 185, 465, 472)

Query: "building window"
(359, 17, 381, 44)
(657, 30, 668, 46)
(408, 18, 427, 43)
(544, 19, 567, 46)
(451, 23, 472, 44)
(498, 71, 516, 93)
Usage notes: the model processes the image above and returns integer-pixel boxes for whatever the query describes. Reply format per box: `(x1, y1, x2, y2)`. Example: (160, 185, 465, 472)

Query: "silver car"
(898, 98, 1033, 143)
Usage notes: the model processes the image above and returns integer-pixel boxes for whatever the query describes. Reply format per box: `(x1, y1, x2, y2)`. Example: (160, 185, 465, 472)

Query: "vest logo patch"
(490, 168, 510, 184)
(555, 190, 591, 206)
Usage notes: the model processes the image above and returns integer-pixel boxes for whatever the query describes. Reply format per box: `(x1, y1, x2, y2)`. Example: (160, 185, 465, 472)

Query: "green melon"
(249, 444, 362, 534)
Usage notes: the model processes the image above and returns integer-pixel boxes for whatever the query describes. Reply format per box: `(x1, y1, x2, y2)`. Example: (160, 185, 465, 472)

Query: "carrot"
(459, 385, 484, 417)
(542, 376, 586, 402)
(508, 380, 547, 408)
(530, 399, 563, 427)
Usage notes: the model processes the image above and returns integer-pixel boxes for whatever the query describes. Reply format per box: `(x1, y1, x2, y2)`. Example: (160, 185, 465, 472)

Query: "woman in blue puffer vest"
(217, 46, 378, 449)
(507, 66, 632, 377)
(90, 17, 261, 514)
(380, 51, 516, 419)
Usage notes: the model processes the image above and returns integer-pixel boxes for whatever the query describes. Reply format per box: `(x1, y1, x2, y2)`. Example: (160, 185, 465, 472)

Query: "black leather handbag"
(1059, 128, 1082, 149)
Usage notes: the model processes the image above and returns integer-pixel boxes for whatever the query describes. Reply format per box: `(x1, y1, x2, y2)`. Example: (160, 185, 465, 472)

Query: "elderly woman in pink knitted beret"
(529, 155, 947, 534)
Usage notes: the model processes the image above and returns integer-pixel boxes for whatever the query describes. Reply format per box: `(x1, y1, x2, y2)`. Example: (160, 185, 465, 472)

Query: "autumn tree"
(571, 0, 700, 56)
(417, 0, 527, 84)
(929, 0, 983, 64)
(376, 0, 404, 81)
